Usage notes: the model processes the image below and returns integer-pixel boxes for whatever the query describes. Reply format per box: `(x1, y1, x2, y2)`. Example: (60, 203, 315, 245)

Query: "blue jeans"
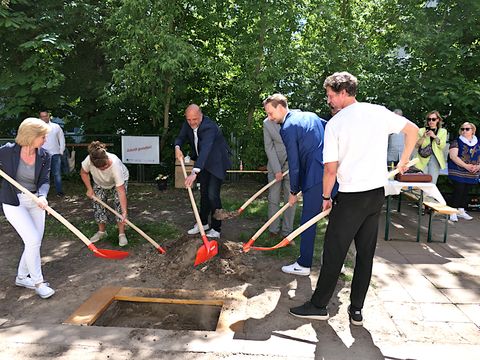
(50, 154, 63, 194)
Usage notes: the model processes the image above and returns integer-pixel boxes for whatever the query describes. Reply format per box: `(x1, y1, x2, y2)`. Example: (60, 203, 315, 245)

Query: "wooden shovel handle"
(0, 168, 93, 247)
(387, 158, 418, 179)
(239, 170, 289, 212)
(285, 207, 331, 243)
(179, 158, 206, 237)
(251, 191, 302, 241)
(91, 195, 165, 252)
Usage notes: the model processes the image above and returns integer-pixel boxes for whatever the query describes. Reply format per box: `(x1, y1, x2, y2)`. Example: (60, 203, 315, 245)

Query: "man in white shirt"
(289, 72, 418, 326)
(39, 111, 66, 196)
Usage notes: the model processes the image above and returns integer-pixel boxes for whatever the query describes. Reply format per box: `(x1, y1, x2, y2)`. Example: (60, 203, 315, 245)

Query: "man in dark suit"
(174, 104, 231, 238)
(263, 94, 328, 276)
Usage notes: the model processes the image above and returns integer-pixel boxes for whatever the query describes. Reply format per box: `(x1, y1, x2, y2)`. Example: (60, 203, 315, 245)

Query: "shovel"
(179, 158, 218, 266)
(214, 170, 289, 220)
(0, 168, 129, 260)
(245, 208, 331, 252)
(91, 195, 166, 254)
(242, 191, 302, 252)
(244, 158, 419, 252)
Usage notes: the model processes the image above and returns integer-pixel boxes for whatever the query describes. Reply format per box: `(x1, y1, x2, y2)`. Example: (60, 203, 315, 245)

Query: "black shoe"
(289, 301, 329, 320)
(348, 305, 363, 326)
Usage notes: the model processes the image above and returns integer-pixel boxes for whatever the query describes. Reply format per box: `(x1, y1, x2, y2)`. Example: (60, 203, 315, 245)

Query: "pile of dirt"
(140, 234, 261, 290)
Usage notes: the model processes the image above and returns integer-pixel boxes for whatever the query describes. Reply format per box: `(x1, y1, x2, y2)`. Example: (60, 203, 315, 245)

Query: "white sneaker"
(281, 262, 310, 276)
(35, 283, 55, 299)
(187, 223, 209, 235)
(15, 276, 36, 289)
(206, 228, 220, 239)
(118, 234, 128, 247)
(450, 213, 458, 222)
(458, 209, 473, 220)
(90, 231, 107, 243)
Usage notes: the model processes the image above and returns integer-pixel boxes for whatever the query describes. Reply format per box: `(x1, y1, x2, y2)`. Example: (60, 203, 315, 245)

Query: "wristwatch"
(290, 191, 298, 196)
(322, 194, 331, 201)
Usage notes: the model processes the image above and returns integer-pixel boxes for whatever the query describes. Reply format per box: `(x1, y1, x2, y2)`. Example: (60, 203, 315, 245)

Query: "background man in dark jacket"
(174, 104, 231, 239)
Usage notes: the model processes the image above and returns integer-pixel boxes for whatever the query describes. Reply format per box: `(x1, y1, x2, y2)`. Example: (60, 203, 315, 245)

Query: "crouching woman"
(80, 141, 130, 246)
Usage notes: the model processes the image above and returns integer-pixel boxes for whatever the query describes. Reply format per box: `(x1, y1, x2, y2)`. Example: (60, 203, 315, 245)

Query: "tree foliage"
(1, 0, 479, 169)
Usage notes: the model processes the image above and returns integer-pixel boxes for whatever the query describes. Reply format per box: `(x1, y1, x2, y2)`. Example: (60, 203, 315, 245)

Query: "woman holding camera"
(448, 122, 479, 222)
(415, 110, 448, 184)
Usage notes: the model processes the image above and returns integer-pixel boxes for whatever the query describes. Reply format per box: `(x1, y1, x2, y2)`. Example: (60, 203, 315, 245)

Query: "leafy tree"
(105, 0, 196, 151)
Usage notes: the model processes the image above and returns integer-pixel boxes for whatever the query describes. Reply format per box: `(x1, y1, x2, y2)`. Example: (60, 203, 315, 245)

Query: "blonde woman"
(0, 118, 55, 299)
(80, 141, 129, 246)
(415, 110, 448, 183)
(448, 122, 480, 221)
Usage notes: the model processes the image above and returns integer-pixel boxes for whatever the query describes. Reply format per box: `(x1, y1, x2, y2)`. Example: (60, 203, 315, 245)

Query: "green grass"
(44, 215, 180, 249)
(221, 197, 269, 219)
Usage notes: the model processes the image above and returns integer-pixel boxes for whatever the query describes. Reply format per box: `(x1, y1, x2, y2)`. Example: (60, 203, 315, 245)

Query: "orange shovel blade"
(194, 237, 218, 266)
(88, 244, 129, 260)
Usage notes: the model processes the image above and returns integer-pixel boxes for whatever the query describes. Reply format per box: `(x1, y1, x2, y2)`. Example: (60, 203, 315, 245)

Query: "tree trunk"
(159, 75, 172, 154)
(246, 8, 266, 125)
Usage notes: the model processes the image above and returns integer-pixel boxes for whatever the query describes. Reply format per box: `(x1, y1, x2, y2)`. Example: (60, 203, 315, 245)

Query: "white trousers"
(2, 193, 46, 284)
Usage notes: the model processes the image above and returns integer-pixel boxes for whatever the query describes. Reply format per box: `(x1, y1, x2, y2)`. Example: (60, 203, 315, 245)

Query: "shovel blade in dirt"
(194, 235, 219, 266)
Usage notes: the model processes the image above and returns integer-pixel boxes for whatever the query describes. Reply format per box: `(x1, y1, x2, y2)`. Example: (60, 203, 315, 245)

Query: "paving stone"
(439, 288, 480, 304)
(457, 304, 480, 327)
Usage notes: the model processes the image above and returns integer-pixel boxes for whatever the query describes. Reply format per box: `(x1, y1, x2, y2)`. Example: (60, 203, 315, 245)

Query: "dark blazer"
(280, 110, 326, 193)
(0, 143, 51, 206)
(174, 115, 231, 180)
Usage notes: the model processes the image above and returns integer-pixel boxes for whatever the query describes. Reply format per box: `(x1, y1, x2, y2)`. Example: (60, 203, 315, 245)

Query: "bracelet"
(290, 191, 298, 196)
(322, 194, 331, 201)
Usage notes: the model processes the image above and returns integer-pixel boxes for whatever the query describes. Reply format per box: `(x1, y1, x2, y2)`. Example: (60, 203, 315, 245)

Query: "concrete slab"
(457, 304, 480, 327)
(439, 288, 480, 304)
(422, 271, 480, 289)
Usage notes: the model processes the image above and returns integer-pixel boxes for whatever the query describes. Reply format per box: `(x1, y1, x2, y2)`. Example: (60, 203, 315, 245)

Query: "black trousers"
(450, 180, 473, 209)
(311, 187, 385, 310)
(198, 170, 223, 232)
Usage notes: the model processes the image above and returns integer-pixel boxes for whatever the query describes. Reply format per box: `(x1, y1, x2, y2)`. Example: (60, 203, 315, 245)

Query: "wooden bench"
(423, 201, 458, 243)
(385, 189, 457, 243)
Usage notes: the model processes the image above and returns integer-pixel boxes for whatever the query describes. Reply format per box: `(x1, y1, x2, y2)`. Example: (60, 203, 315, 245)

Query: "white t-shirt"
(323, 102, 407, 192)
(81, 153, 129, 189)
(42, 121, 65, 155)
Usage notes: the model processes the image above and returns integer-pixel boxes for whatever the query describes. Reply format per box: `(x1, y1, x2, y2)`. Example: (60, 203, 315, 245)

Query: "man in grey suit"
(263, 118, 296, 237)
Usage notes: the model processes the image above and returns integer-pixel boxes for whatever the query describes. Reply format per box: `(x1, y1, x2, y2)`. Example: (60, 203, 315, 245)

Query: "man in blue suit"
(263, 94, 327, 276)
(175, 104, 231, 239)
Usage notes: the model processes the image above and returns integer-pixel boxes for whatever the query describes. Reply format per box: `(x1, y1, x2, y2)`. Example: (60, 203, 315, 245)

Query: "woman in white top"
(80, 141, 129, 246)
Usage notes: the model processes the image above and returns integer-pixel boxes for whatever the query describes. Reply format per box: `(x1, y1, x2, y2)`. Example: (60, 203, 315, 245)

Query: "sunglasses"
(427, 117, 438, 121)
(460, 128, 472, 131)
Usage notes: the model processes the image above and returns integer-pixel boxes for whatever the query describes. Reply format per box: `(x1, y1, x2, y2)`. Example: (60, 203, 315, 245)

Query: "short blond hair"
(15, 118, 50, 146)
(459, 122, 476, 135)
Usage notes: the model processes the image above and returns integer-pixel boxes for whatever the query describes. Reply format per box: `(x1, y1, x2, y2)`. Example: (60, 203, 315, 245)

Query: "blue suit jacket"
(280, 110, 326, 193)
(174, 115, 232, 180)
(0, 143, 51, 206)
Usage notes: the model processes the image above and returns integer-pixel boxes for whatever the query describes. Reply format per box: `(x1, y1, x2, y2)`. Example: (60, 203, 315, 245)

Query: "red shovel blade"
(242, 238, 255, 253)
(194, 235, 218, 266)
(88, 244, 129, 260)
